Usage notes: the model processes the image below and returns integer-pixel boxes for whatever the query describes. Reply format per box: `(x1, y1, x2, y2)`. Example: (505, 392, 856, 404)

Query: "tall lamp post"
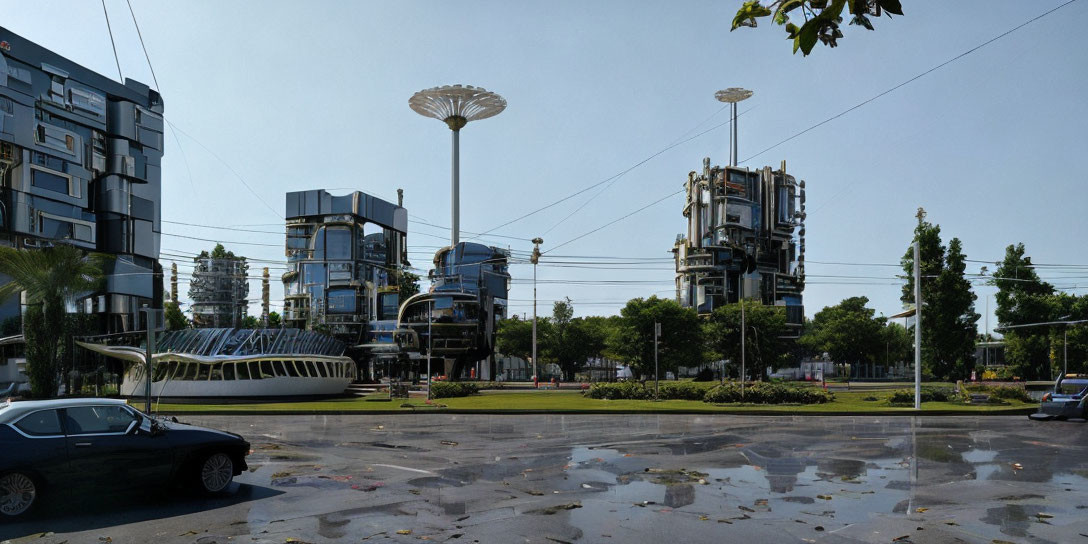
(409, 85, 506, 246)
(715, 87, 753, 166)
(530, 237, 543, 383)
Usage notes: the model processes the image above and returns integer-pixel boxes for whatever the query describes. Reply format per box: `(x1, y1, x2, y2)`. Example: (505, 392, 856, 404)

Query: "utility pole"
(914, 239, 922, 411)
(140, 305, 155, 414)
(654, 322, 661, 398)
(531, 237, 543, 383)
(427, 299, 433, 400)
(741, 297, 747, 396)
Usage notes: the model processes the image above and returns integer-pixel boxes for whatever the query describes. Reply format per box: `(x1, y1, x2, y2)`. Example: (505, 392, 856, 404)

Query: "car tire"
(196, 452, 234, 495)
(0, 471, 38, 518)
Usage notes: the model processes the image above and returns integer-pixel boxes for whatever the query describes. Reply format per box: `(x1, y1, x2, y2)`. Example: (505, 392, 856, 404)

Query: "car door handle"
(74, 442, 93, 447)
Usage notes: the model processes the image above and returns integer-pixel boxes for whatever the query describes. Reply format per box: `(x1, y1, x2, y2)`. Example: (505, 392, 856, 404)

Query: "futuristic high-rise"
(188, 252, 249, 328)
(282, 190, 408, 377)
(673, 158, 805, 334)
(0, 27, 164, 332)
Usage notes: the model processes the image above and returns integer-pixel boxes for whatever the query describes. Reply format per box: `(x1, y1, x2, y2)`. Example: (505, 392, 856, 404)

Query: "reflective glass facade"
(0, 27, 164, 333)
(282, 190, 408, 352)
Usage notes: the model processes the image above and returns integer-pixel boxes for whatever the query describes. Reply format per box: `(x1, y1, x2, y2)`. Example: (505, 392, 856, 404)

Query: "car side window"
(65, 405, 138, 435)
(14, 409, 63, 436)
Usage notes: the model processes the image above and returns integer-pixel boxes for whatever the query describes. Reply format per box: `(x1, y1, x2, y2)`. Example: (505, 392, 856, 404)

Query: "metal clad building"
(282, 190, 408, 373)
(188, 255, 249, 328)
(0, 27, 164, 332)
(673, 158, 805, 334)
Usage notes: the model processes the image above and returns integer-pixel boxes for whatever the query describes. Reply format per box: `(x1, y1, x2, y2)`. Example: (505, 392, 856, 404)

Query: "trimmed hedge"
(585, 381, 652, 400)
(658, 381, 719, 400)
(430, 381, 480, 398)
(888, 386, 958, 404)
(703, 382, 834, 404)
(966, 384, 1031, 403)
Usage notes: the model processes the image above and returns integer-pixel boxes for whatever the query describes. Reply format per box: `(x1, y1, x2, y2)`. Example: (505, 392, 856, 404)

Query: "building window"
(327, 289, 356, 314)
(325, 227, 352, 260)
(31, 168, 71, 195)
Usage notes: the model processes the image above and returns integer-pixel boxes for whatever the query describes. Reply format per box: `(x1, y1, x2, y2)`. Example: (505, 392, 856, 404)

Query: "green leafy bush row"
(965, 384, 1031, 403)
(585, 381, 652, 400)
(703, 382, 834, 404)
(658, 381, 719, 400)
(887, 386, 958, 404)
(430, 381, 480, 398)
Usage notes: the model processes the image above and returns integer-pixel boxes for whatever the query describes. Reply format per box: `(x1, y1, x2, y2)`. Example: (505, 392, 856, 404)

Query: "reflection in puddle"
(567, 445, 913, 533)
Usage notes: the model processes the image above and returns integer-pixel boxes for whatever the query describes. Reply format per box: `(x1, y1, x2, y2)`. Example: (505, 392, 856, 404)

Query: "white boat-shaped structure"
(78, 328, 356, 400)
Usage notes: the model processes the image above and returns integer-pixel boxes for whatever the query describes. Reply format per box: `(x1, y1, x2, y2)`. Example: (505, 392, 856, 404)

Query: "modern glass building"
(0, 27, 164, 333)
(281, 189, 408, 377)
(673, 158, 805, 334)
(395, 242, 510, 379)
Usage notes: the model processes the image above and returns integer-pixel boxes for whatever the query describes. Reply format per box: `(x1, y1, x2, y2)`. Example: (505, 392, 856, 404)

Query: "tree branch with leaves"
(732, 0, 903, 56)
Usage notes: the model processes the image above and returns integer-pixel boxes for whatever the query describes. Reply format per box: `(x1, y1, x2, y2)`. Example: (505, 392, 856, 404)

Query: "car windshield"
(1058, 381, 1088, 396)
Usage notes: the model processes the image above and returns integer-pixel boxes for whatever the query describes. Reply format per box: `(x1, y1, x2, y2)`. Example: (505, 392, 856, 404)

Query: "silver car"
(1029, 374, 1088, 421)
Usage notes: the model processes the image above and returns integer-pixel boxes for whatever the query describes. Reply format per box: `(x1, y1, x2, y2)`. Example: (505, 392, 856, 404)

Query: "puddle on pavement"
(564, 445, 913, 532)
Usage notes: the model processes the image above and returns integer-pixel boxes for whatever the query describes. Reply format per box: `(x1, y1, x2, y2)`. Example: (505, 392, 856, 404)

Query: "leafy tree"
(199, 243, 238, 260)
(882, 321, 913, 367)
(267, 311, 282, 328)
(397, 266, 421, 300)
(164, 301, 189, 330)
(609, 296, 703, 380)
(496, 315, 543, 364)
(901, 212, 979, 380)
(732, 0, 903, 56)
(577, 315, 615, 362)
(991, 243, 1055, 380)
(0, 245, 109, 398)
(543, 298, 585, 380)
(799, 296, 885, 376)
(240, 315, 260, 329)
(705, 300, 790, 380)
(1049, 293, 1088, 374)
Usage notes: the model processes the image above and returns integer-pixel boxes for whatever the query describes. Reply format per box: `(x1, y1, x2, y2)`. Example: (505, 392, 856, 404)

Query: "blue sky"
(3, 1, 1086, 331)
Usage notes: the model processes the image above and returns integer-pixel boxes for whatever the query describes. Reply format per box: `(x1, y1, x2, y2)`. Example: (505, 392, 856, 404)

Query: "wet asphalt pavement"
(3, 414, 1088, 544)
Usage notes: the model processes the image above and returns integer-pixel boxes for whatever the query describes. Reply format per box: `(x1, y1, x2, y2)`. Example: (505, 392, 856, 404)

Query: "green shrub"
(693, 367, 716, 382)
(888, 386, 959, 404)
(658, 381, 717, 400)
(430, 381, 479, 398)
(967, 384, 1031, 403)
(703, 382, 833, 404)
(585, 381, 652, 400)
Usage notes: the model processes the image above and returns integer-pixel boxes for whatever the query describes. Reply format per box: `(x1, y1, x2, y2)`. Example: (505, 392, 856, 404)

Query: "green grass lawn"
(149, 388, 1035, 415)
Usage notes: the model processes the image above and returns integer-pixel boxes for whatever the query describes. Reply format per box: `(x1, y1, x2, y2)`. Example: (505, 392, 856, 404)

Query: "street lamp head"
(410, 84, 507, 131)
(532, 237, 543, 245)
(715, 87, 753, 104)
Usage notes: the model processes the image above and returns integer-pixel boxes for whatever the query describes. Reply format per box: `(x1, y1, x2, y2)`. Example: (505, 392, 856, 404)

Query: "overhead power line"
(742, 0, 1080, 167)
(543, 189, 684, 254)
(166, 121, 282, 219)
(473, 107, 750, 241)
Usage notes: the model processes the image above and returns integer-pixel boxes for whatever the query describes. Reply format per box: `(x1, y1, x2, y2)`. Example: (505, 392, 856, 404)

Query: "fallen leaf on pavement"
(396, 529, 412, 535)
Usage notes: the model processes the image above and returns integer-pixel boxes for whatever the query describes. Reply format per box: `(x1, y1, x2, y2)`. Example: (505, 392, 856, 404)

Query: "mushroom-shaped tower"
(410, 85, 506, 246)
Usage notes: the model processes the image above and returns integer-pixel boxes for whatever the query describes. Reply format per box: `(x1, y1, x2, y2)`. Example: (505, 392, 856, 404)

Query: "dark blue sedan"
(0, 398, 249, 518)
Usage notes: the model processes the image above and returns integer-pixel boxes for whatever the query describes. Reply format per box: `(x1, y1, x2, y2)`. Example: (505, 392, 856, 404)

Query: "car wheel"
(0, 472, 37, 518)
(197, 452, 234, 494)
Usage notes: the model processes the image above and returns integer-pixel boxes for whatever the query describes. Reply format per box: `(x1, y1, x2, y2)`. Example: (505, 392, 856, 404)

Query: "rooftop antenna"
(410, 85, 506, 246)
(715, 87, 753, 166)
